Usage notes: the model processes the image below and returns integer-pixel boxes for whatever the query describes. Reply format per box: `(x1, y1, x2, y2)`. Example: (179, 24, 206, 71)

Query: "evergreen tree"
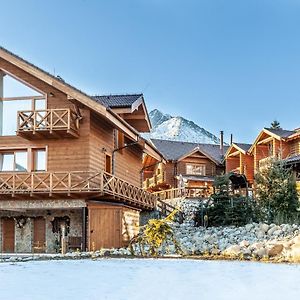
(255, 158, 299, 223)
(271, 120, 281, 129)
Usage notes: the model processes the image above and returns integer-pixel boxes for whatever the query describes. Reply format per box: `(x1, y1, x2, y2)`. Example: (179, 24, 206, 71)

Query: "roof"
(234, 143, 252, 152)
(265, 128, 295, 139)
(0, 46, 162, 161)
(92, 94, 143, 108)
(249, 127, 298, 153)
(151, 139, 228, 165)
(284, 154, 300, 165)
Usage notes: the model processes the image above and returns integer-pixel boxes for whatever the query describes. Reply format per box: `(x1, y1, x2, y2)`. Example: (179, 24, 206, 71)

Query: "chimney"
(220, 130, 224, 155)
(230, 134, 233, 145)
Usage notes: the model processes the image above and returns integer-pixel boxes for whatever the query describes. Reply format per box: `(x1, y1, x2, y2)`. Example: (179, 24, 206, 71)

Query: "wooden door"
(89, 207, 121, 250)
(2, 218, 15, 253)
(33, 217, 46, 253)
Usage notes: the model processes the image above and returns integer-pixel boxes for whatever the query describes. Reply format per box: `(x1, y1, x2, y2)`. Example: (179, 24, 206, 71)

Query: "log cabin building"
(143, 139, 228, 198)
(0, 46, 163, 253)
(225, 143, 254, 186)
(224, 128, 300, 191)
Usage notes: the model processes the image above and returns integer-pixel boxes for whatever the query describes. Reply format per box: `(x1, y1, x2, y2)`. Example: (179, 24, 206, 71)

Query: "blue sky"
(1, 0, 300, 143)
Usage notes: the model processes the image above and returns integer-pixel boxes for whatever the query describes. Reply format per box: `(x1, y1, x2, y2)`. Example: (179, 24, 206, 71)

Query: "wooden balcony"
(0, 171, 156, 210)
(143, 172, 165, 190)
(17, 108, 80, 139)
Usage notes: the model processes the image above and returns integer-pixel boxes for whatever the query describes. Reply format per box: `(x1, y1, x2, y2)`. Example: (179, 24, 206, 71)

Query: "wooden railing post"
(49, 173, 53, 196)
(33, 111, 36, 134)
(68, 173, 71, 196)
(100, 171, 104, 192)
(67, 109, 71, 131)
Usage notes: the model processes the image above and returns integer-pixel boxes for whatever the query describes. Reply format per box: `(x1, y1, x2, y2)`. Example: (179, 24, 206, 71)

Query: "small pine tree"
(271, 120, 281, 129)
(255, 158, 299, 223)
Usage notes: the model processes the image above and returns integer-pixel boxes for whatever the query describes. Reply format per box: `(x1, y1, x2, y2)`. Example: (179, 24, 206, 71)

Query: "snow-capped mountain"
(146, 109, 221, 144)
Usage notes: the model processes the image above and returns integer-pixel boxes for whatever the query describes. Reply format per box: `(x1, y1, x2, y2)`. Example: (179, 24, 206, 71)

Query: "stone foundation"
(0, 209, 83, 253)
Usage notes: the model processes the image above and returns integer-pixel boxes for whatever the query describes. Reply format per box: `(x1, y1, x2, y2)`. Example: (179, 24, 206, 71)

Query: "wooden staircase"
(156, 198, 185, 222)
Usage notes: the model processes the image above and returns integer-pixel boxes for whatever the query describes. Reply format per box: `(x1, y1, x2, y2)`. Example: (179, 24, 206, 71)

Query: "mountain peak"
(147, 109, 221, 145)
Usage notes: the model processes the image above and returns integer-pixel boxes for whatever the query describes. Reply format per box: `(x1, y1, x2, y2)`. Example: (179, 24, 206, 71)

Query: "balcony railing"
(153, 186, 209, 201)
(17, 108, 80, 138)
(143, 172, 165, 189)
(0, 171, 156, 210)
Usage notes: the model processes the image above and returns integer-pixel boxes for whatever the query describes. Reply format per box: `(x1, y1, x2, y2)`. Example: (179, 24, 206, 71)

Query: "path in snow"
(1, 259, 300, 300)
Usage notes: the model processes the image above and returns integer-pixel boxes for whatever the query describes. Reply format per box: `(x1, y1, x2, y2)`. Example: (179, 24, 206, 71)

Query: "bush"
(195, 196, 258, 227)
(255, 158, 299, 223)
(194, 174, 258, 227)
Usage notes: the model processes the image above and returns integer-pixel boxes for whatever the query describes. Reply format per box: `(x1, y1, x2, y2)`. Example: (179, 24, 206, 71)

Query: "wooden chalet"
(225, 143, 254, 185)
(0, 47, 162, 253)
(143, 139, 228, 199)
(249, 128, 298, 171)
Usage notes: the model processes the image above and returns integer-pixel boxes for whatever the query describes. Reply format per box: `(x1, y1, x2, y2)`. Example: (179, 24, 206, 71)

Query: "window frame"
(0, 146, 47, 172)
(0, 96, 47, 137)
(186, 163, 206, 176)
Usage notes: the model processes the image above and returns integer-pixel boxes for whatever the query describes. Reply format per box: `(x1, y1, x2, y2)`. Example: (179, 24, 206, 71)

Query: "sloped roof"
(284, 154, 300, 165)
(265, 128, 295, 139)
(0, 46, 162, 161)
(92, 94, 143, 108)
(234, 143, 252, 152)
(151, 139, 228, 164)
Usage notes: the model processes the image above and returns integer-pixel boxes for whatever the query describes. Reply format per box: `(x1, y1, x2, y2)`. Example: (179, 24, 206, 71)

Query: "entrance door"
(89, 206, 121, 250)
(33, 217, 46, 253)
(2, 218, 15, 253)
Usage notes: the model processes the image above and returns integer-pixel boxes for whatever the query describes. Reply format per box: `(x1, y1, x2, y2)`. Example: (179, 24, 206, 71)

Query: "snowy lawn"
(1, 258, 300, 300)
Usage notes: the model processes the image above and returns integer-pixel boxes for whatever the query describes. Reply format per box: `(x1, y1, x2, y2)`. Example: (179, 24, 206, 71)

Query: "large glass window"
(33, 149, 46, 171)
(0, 151, 28, 172)
(1, 100, 32, 135)
(0, 153, 14, 171)
(186, 164, 206, 176)
(15, 151, 28, 171)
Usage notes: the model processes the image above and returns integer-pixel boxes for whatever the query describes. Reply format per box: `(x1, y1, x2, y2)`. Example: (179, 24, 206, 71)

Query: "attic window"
(186, 164, 206, 176)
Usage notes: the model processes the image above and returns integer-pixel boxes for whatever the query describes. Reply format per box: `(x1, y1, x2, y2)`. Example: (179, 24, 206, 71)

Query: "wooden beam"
(257, 136, 274, 145)
(228, 150, 240, 157)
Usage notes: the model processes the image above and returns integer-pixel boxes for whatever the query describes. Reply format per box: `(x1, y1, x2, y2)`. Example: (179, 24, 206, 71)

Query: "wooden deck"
(0, 171, 156, 210)
(17, 108, 80, 138)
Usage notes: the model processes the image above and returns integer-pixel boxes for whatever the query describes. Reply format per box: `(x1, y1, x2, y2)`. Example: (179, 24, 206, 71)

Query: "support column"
(82, 207, 87, 251)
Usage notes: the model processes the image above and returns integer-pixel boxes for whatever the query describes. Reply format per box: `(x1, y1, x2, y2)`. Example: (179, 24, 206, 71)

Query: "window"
(0, 97, 46, 136)
(116, 130, 125, 154)
(33, 149, 46, 171)
(1, 100, 32, 135)
(105, 154, 112, 173)
(0, 148, 46, 172)
(186, 164, 206, 176)
(0, 151, 28, 171)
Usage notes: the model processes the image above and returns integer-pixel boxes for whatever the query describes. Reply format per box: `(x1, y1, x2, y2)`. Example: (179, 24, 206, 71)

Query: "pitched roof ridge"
(264, 127, 294, 132)
(150, 138, 223, 147)
(93, 93, 143, 97)
(0, 46, 93, 100)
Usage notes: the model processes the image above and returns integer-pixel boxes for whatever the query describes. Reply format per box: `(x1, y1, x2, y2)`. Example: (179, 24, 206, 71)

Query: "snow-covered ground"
(1, 258, 300, 300)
